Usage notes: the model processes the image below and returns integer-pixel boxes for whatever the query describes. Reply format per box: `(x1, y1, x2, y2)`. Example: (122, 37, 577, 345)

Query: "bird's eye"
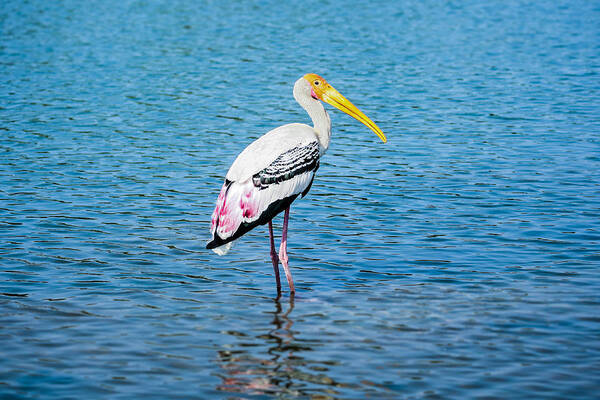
(314, 81, 320, 86)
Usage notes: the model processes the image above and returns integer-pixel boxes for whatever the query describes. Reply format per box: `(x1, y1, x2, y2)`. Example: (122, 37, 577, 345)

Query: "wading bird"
(207, 73, 386, 293)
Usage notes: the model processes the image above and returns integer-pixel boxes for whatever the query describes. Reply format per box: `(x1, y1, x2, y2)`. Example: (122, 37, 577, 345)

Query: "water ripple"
(1, 0, 599, 398)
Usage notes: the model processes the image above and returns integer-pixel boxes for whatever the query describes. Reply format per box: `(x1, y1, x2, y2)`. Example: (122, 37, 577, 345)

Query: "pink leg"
(269, 221, 281, 292)
(279, 207, 295, 293)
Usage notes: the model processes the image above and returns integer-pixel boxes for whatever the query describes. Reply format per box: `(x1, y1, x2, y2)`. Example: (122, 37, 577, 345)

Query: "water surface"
(1, 0, 599, 398)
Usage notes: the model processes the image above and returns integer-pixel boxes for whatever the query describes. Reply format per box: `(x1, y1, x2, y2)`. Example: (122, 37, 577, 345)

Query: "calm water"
(1, 0, 599, 398)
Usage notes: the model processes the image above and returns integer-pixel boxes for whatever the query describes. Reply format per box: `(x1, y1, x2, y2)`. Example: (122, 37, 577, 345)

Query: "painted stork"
(207, 73, 386, 293)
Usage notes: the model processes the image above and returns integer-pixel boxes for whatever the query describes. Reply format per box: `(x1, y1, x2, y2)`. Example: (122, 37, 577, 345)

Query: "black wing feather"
(252, 141, 320, 189)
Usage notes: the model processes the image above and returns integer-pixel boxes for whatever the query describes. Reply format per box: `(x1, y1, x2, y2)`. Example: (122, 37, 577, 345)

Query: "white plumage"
(226, 123, 323, 182)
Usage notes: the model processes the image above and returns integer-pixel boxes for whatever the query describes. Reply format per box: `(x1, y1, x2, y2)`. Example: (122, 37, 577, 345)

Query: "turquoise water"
(1, 0, 599, 398)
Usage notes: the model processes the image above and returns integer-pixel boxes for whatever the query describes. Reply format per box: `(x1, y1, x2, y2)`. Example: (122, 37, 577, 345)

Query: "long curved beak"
(321, 86, 387, 143)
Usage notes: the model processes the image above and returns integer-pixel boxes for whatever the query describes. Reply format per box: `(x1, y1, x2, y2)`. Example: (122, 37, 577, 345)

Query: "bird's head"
(302, 73, 386, 143)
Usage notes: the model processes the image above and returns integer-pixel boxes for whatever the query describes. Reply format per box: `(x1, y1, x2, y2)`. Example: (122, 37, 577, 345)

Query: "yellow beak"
(321, 85, 387, 143)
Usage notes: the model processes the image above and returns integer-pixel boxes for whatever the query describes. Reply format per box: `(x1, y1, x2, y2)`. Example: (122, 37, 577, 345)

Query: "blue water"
(1, 0, 599, 398)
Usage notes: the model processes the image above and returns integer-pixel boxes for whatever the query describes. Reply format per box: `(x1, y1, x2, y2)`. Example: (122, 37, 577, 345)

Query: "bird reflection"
(216, 294, 342, 397)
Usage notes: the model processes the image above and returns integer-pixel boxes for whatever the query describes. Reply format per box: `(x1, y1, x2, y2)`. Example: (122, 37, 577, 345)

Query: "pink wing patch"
(240, 186, 259, 219)
(209, 183, 228, 232)
(209, 181, 261, 241)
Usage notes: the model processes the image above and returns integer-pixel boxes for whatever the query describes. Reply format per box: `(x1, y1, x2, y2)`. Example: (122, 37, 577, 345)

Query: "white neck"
(293, 79, 332, 153)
